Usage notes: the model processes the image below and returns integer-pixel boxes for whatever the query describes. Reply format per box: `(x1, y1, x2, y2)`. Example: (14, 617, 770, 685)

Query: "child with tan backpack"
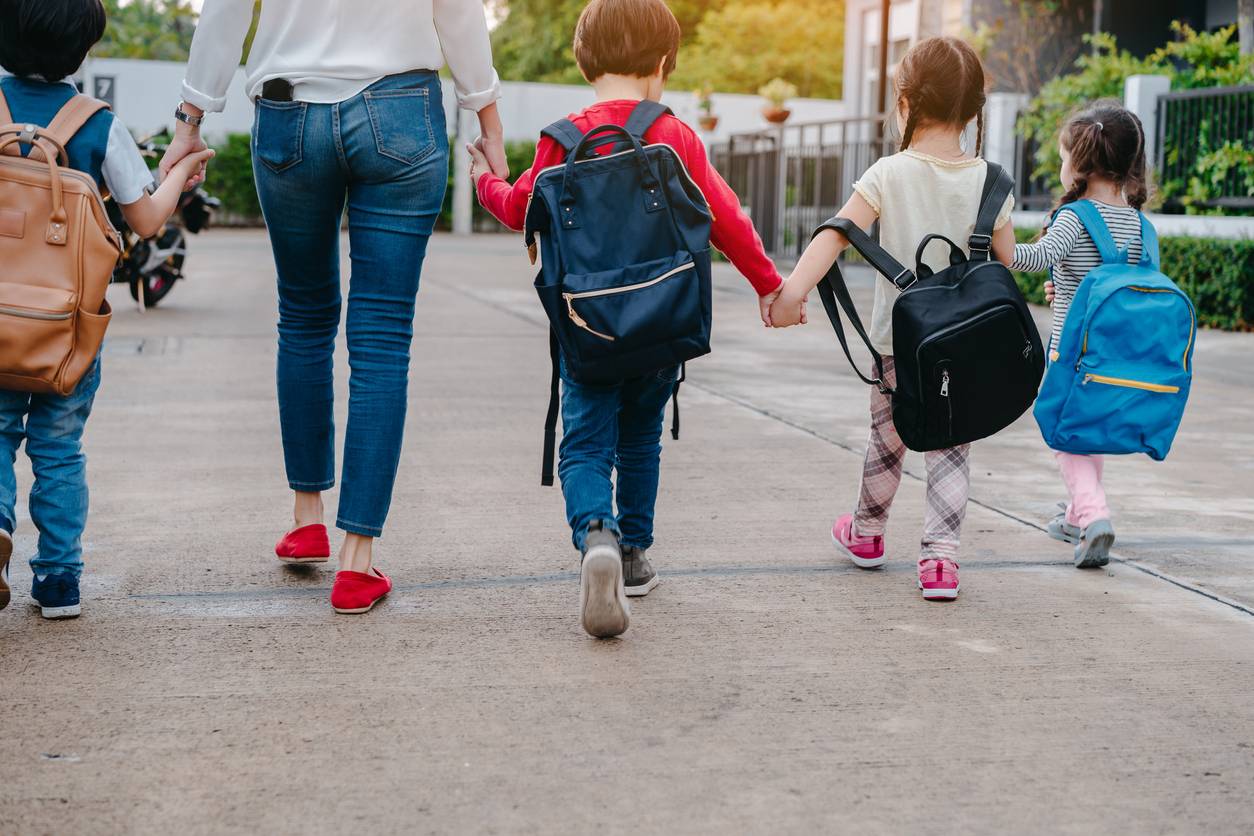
(0, 0, 212, 618)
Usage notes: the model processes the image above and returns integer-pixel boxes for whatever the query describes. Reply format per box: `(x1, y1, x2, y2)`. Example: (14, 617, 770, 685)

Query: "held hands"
(159, 120, 209, 192)
(1044, 280, 1056, 305)
(768, 281, 809, 328)
(466, 137, 493, 186)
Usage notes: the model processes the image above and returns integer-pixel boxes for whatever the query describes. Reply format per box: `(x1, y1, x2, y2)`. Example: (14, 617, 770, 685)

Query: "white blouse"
(181, 0, 501, 112)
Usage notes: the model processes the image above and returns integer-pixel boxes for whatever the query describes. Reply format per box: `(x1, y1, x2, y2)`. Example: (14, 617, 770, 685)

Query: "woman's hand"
(1044, 280, 1055, 305)
(160, 109, 209, 191)
(467, 139, 492, 186)
(476, 103, 509, 179)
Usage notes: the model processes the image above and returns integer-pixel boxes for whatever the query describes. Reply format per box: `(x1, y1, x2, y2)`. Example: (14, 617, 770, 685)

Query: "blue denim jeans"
(558, 362, 679, 553)
(0, 355, 101, 579)
(251, 71, 448, 537)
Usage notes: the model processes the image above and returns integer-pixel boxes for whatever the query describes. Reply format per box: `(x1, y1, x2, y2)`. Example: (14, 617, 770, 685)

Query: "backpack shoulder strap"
(624, 100, 672, 140)
(969, 161, 1014, 261)
(0, 86, 18, 158)
(1058, 199, 1121, 264)
(540, 118, 583, 154)
(1137, 212, 1160, 270)
(44, 94, 110, 146)
(23, 94, 111, 164)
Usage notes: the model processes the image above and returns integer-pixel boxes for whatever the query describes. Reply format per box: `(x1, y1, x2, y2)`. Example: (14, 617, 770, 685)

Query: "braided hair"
(894, 37, 987, 157)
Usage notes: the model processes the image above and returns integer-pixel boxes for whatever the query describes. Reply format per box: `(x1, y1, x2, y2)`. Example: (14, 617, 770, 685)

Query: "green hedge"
(1013, 227, 1254, 331)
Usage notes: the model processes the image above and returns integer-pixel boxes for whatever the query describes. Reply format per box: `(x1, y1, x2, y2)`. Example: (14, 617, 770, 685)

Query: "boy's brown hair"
(574, 0, 681, 82)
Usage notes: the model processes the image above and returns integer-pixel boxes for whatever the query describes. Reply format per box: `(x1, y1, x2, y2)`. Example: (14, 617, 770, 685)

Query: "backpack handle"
(557, 125, 666, 230)
(914, 233, 967, 279)
(0, 124, 69, 166)
(0, 132, 70, 246)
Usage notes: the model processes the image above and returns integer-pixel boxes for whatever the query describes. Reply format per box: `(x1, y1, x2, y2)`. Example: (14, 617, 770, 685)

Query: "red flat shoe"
(331, 568, 392, 614)
(275, 524, 331, 564)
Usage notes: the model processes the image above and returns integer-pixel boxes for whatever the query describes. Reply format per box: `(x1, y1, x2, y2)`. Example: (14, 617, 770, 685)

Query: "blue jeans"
(0, 356, 101, 579)
(251, 71, 448, 537)
(558, 362, 679, 553)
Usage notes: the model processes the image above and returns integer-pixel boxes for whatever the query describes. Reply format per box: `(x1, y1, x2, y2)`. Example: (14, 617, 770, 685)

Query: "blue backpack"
(1033, 200, 1195, 460)
(524, 101, 714, 484)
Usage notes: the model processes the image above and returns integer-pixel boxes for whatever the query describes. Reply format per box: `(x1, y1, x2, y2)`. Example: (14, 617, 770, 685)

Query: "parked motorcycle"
(106, 137, 221, 309)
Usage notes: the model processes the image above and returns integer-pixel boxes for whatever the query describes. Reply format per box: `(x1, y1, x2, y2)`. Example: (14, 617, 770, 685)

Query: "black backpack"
(814, 162, 1045, 451)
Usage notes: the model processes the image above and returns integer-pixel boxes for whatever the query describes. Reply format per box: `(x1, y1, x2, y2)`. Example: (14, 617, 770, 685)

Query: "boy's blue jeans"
(251, 71, 448, 537)
(0, 356, 101, 579)
(558, 362, 679, 553)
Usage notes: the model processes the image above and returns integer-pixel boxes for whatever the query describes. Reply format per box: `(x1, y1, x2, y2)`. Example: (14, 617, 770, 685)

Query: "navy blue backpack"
(524, 101, 714, 484)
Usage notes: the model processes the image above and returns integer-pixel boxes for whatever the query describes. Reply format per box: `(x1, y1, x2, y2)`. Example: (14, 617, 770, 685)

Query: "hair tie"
(1094, 122, 1104, 131)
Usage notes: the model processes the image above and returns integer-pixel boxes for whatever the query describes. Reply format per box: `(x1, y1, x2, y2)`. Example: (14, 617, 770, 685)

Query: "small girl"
(1006, 101, 1150, 567)
(771, 37, 1015, 600)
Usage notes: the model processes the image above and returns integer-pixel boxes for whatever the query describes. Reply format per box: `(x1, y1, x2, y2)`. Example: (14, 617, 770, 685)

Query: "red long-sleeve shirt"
(476, 99, 782, 297)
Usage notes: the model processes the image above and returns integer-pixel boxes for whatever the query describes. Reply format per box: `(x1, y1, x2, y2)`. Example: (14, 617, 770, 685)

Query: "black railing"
(712, 116, 890, 261)
(1157, 85, 1254, 211)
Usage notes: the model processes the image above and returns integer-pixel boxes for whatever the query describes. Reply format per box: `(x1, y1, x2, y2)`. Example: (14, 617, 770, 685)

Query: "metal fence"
(1157, 84, 1254, 211)
(711, 117, 890, 261)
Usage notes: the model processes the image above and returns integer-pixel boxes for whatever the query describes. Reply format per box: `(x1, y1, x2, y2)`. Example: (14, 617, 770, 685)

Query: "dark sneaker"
(31, 573, 81, 620)
(1074, 519, 1115, 569)
(0, 529, 11, 611)
(622, 546, 659, 597)
(579, 521, 629, 638)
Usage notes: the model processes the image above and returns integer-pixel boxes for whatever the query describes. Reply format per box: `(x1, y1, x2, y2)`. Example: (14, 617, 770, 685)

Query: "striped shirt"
(1011, 201, 1142, 352)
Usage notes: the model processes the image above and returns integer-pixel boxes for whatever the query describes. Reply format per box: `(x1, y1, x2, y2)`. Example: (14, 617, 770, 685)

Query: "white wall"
(81, 58, 848, 143)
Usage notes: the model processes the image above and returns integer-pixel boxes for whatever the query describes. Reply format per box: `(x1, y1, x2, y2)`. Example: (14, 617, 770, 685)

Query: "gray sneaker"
(1074, 519, 1116, 568)
(622, 546, 659, 597)
(579, 521, 629, 638)
(1047, 502, 1081, 545)
(0, 528, 11, 611)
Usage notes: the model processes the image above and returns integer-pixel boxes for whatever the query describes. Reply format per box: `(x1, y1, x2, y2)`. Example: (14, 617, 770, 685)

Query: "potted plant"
(759, 78, 797, 124)
(696, 84, 719, 132)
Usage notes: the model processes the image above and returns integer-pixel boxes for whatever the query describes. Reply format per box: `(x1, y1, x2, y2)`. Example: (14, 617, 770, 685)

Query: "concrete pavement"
(1, 230, 1252, 834)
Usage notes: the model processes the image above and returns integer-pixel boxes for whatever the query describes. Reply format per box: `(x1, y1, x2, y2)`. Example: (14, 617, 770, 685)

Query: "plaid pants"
(852, 356, 970, 562)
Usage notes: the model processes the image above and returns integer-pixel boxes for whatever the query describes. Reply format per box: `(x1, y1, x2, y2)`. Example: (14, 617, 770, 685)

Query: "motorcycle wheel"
(128, 228, 186, 308)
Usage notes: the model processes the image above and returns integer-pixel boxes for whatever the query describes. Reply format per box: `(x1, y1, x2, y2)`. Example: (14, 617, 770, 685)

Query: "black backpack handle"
(914, 233, 967, 279)
(557, 126, 667, 229)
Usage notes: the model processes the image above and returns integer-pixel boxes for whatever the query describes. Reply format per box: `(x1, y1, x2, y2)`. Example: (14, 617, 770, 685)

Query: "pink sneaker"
(918, 558, 960, 600)
(831, 514, 885, 568)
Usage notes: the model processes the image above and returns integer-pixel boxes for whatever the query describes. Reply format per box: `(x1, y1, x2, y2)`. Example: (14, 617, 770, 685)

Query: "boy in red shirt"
(469, 0, 785, 638)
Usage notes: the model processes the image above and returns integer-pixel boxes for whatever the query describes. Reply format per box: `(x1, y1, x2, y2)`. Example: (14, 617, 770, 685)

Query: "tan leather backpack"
(0, 91, 122, 396)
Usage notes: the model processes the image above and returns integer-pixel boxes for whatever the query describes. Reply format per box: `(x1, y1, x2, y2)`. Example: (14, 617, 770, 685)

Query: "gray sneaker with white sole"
(1074, 518, 1116, 568)
(622, 546, 659, 597)
(1047, 502, 1081, 545)
(579, 521, 629, 638)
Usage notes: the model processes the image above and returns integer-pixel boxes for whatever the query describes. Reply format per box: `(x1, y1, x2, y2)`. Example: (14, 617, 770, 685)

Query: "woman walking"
(162, 0, 507, 613)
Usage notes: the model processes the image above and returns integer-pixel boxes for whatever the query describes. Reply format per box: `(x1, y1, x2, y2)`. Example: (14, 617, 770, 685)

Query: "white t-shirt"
(182, 0, 501, 112)
(852, 150, 1015, 354)
(102, 116, 156, 205)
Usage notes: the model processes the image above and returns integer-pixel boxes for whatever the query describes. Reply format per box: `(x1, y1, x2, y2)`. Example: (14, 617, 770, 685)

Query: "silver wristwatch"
(174, 104, 204, 128)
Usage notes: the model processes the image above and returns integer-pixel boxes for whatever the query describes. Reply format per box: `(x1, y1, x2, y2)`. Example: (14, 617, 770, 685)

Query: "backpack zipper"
(562, 261, 695, 341)
(0, 304, 72, 321)
(1079, 285, 1195, 371)
(1082, 373, 1179, 394)
(940, 369, 953, 439)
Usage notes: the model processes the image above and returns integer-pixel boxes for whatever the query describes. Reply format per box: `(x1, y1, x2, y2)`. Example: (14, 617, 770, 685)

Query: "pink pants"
(1055, 452, 1110, 528)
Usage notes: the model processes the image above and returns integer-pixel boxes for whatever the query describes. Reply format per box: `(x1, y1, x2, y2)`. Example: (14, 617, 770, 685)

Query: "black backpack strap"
(812, 218, 906, 394)
(969, 161, 1015, 261)
(670, 363, 685, 441)
(541, 329, 562, 486)
(624, 100, 673, 140)
(541, 118, 583, 154)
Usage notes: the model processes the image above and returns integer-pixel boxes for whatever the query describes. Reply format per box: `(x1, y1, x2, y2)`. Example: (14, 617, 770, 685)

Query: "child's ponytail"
(1053, 100, 1152, 217)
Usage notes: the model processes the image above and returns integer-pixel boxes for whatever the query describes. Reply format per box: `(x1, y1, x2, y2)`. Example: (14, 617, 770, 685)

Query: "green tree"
(671, 0, 843, 98)
(95, 0, 198, 62)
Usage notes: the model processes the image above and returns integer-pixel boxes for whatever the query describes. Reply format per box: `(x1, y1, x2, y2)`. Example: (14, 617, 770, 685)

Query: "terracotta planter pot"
(698, 115, 720, 132)
(762, 106, 791, 124)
